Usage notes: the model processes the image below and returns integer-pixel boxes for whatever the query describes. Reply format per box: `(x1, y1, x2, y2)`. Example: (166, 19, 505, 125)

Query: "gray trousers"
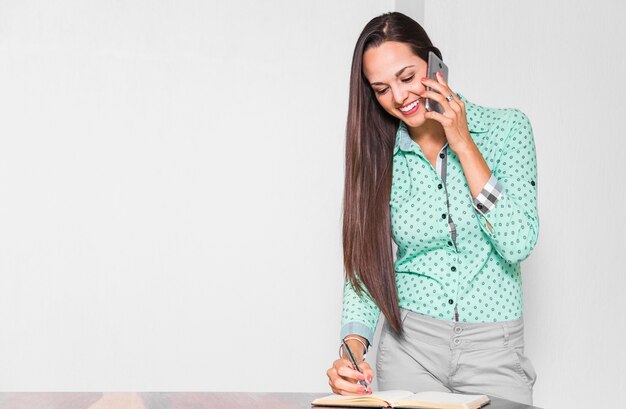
(376, 308, 537, 405)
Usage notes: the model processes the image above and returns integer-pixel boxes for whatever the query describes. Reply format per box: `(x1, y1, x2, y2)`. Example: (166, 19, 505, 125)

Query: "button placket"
(438, 146, 458, 251)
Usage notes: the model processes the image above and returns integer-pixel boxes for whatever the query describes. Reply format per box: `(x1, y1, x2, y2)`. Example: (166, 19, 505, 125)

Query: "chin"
(398, 113, 426, 127)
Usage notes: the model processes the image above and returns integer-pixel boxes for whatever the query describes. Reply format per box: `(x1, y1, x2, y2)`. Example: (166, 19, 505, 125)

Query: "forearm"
(474, 192, 539, 263)
(455, 140, 494, 232)
(341, 280, 381, 347)
(455, 140, 492, 199)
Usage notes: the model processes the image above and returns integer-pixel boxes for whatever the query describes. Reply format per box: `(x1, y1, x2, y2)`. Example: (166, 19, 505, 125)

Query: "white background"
(0, 1, 624, 408)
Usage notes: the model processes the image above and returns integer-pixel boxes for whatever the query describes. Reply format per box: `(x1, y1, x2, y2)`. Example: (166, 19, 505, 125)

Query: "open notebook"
(311, 390, 490, 409)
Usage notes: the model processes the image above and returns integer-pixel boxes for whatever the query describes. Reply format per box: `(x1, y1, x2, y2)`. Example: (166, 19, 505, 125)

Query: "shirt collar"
(393, 92, 492, 156)
(393, 120, 420, 156)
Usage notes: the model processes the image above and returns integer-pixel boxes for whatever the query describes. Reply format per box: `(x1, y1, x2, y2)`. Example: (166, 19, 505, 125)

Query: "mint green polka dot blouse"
(340, 93, 539, 345)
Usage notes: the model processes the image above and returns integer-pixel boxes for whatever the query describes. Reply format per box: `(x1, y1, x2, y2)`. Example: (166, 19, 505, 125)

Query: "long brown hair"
(342, 12, 442, 337)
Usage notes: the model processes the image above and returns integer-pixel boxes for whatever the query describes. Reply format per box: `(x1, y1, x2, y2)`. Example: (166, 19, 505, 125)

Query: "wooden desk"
(0, 392, 542, 409)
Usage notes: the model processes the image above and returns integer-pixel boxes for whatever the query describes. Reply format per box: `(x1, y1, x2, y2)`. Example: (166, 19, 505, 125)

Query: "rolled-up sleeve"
(472, 109, 539, 264)
(472, 173, 504, 215)
(340, 279, 381, 347)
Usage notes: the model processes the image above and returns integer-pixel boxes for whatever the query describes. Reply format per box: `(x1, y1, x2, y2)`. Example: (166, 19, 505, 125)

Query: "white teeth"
(400, 99, 420, 112)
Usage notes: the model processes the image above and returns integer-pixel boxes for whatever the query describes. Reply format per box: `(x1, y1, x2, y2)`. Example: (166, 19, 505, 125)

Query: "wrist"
(452, 138, 478, 159)
(339, 336, 369, 361)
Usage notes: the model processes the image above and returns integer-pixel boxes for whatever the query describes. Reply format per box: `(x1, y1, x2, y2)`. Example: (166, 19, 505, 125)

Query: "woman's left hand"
(420, 72, 474, 154)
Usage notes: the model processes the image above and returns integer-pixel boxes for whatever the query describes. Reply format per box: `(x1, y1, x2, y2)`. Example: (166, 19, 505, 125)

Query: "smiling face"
(362, 41, 429, 128)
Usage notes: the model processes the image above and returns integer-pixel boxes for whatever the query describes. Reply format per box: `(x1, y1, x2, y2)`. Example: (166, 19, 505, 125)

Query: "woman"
(326, 11, 539, 405)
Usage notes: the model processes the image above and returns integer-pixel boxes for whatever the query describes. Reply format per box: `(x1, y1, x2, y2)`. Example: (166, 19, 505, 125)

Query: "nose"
(391, 85, 408, 106)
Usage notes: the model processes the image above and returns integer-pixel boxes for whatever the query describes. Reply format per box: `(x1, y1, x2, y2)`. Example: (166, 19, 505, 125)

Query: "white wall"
(0, 0, 394, 390)
(422, 1, 626, 408)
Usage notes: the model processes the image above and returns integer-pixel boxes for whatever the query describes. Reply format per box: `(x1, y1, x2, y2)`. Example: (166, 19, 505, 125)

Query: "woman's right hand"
(326, 357, 374, 395)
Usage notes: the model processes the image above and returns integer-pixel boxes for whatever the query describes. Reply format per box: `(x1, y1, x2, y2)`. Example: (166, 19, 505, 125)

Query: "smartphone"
(424, 51, 449, 114)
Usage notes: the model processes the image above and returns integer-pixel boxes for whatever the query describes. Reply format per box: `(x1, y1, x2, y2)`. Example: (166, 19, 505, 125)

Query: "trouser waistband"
(397, 308, 524, 349)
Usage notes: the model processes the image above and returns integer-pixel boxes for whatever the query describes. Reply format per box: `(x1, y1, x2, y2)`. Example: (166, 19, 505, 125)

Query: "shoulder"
(457, 92, 532, 136)
(456, 93, 535, 166)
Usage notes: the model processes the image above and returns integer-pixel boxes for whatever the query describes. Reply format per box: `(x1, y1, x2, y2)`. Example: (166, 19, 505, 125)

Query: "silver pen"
(341, 339, 369, 392)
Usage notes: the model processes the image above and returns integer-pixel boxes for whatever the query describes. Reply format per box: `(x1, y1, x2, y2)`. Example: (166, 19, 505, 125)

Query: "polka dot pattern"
(341, 93, 539, 343)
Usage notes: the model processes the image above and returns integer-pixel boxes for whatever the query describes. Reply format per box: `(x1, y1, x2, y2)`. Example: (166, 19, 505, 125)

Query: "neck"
(407, 118, 447, 148)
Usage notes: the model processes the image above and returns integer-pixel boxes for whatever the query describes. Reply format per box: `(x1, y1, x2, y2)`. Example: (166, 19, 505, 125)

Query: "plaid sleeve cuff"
(473, 174, 504, 215)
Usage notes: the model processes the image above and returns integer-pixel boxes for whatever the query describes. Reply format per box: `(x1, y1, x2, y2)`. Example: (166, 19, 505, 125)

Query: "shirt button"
(453, 338, 461, 345)
(531, 180, 536, 186)
(439, 153, 445, 159)
(454, 326, 462, 334)
(441, 213, 447, 219)
(447, 240, 453, 246)
(477, 203, 483, 209)
(451, 266, 456, 272)
(438, 183, 443, 189)
(448, 299, 454, 305)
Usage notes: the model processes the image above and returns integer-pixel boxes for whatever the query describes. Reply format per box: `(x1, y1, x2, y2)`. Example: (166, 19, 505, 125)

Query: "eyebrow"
(369, 65, 415, 86)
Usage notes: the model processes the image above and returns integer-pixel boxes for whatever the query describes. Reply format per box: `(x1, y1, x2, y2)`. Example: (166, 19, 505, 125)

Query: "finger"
(420, 76, 452, 98)
(455, 95, 466, 110)
(337, 365, 367, 383)
(328, 368, 367, 394)
(435, 71, 456, 103)
(421, 90, 454, 108)
(359, 361, 374, 385)
(359, 362, 375, 384)
(436, 70, 449, 87)
(329, 380, 341, 395)
(332, 376, 371, 395)
(446, 96, 462, 113)
(334, 357, 359, 372)
(332, 359, 366, 383)
(346, 362, 374, 391)
(420, 90, 454, 115)
(420, 89, 447, 104)
(326, 366, 337, 380)
(424, 110, 454, 127)
(421, 76, 458, 111)
(422, 88, 462, 115)
(434, 72, 461, 112)
(332, 358, 374, 389)
(330, 376, 372, 396)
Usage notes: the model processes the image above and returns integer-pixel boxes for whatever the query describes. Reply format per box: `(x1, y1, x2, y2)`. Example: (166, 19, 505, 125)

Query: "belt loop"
(502, 324, 510, 347)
